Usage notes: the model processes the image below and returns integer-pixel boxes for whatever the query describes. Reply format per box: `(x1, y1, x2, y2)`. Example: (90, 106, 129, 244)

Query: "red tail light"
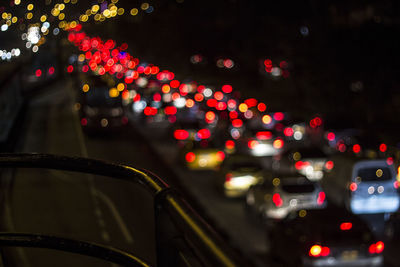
(353, 144, 361, 153)
(232, 119, 243, 128)
(340, 222, 352, 231)
(394, 181, 399, 189)
(272, 193, 283, 207)
(317, 192, 326, 205)
(197, 128, 211, 139)
(256, 131, 273, 140)
(81, 118, 88, 126)
(225, 173, 233, 182)
(164, 106, 177, 115)
(274, 112, 284, 121)
(349, 182, 357, 192)
(283, 127, 294, 137)
(309, 245, 330, 257)
(174, 130, 189, 140)
(216, 151, 225, 161)
(369, 241, 384, 254)
(144, 107, 157, 116)
(225, 140, 235, 150)
(295, 161, 310, 170)
(185, 152, 196, 163)
(325, 160, 334, 170)
(273, 139, 284, 149)
(327, 132, 335, 141)
(379, 143, 387, 153)
(248, 140, 259, 149)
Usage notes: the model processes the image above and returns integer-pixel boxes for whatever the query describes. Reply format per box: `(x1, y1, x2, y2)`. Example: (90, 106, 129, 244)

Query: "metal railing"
(0, 153, 246, 266)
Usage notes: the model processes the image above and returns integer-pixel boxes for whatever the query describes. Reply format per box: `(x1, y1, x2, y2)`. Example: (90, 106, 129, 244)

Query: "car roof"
(282, 206, 374, 241)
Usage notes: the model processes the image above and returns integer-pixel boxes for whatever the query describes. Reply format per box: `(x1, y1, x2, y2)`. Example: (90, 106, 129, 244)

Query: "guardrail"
(0, 65, 23, 147)
(0, 153, 247, 266)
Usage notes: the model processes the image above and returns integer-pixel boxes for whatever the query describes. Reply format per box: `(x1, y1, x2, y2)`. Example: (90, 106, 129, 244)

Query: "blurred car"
(322, 156, 400, 215)
(269, 206, 384, 267)
(246, 174, 326, 221)
(217, 154, 267, 198)
(237, 127, 285, 157)
(171, 111, 215, 146)
(181, 140, 225, 170)
(78, 77, 128, 133)
(272, 146, 331, 181)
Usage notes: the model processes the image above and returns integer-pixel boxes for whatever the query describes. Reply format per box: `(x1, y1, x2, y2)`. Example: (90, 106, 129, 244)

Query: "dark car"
(78, 77, 128, 134)
(246, 174, 326, 221)
(269, 206, 384, 267)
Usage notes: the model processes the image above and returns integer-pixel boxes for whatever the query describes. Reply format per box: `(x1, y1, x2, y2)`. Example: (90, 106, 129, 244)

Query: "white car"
(246, 175, 326, 221)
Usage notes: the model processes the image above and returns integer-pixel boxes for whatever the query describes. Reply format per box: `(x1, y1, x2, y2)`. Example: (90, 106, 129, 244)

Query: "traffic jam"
(66, 24, 400, 267)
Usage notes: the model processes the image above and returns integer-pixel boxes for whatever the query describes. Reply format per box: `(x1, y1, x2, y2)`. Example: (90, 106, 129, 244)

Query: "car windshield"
(357, 167, 392, 182)
(281, 181, 316, 193)
(85, 87, 122, 107)
(229, 161, 262, 171)
(288, 148, 326, 159)
(1, 1, 399, 266)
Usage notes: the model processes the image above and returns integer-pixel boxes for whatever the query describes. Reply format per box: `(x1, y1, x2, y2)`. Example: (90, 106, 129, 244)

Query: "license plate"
(341, 250, 358, 261)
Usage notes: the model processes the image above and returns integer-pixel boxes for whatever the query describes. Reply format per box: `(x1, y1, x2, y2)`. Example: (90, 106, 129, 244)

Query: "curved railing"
(0, 153, 247, 266)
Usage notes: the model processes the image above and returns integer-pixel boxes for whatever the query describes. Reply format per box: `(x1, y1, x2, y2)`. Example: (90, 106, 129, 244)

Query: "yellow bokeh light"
(293, 152, 301, 161)
(58, 13, 65, 20)
(80, 15, 88, 22)
(82, 84, 90, 92)
(59, 4, 65, 10)
(71, 0, 78, 4)
(272, 178, 280, 187)
(27, 4, 34, 11)
(117, 8, 124, 15)
(1, 13, 7, 20)
(130, 8, 138, 16)
(40, 15, 47, 22)
(64, 0, 71, 3)
(103, 9, 111, 17)
(52, 8, 60, 16)
(91, 5, 100, 13)
(262, 115, 272, 124)
(141, 3, 149, 10)
(117, 83, 125, 91)
(162, 84, 170, 93)
(14, 0, 21, 5)
(109, 88, 119, 98)
(11, 17, 17, 23)
(238, 103, 248, 113)
(26, 13, 33, 20)
(78, 54, 85, 62)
